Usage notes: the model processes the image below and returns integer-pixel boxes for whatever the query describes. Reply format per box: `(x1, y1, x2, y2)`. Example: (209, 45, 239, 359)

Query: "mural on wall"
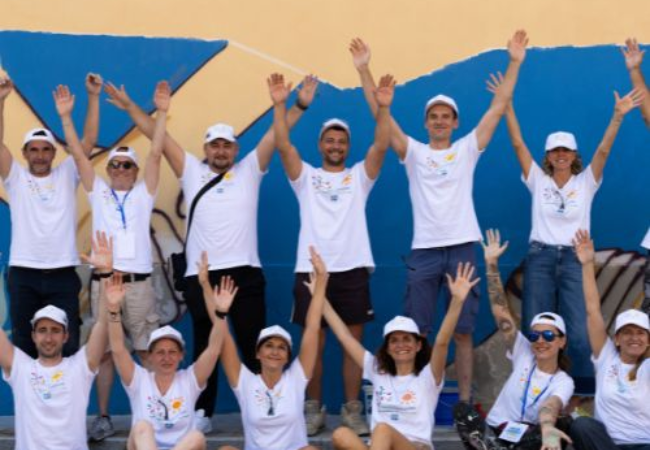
(0, 30, 648, 414)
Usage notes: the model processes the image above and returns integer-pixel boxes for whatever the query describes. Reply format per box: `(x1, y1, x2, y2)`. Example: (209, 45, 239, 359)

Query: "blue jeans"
(522, 241, 593, 390)
(571, 417, 650, 450)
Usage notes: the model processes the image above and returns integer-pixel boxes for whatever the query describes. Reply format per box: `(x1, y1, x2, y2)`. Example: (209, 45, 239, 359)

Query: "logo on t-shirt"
(146, 395, 190, 428)
(425, 151, 457, 177)
(27, 177, 56, 202)
(30, 368, 66, 400)
(311, 174, 352, 202)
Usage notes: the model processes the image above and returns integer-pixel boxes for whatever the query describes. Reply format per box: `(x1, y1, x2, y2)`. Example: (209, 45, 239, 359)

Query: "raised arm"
(431, 263, 480, 384)
(298, 247, 328, 378)
(364, 74, 395, 180)
(322, 301, 366, 368)
(350, 38, 408, 158)
(482, 229, 518, 350)
(574, 229, 607, 358)
(80, 73, 102, 155)
(144, 81, 169, 195)
(256, 74, 318, 172)
(269, 73, 303, 180)
(104, 82, 185, 177)
(539, 396, 572, 450)
(487, 73, 533, 177)
(0, 321, 14, 377)
(54, 85, 94, 191)
(0, 78, 15, 179)
(622, 38, 650, 126)
(82, 231, 114, 373)
(475, 30, 528, 150)
(589, 88, 645, 182)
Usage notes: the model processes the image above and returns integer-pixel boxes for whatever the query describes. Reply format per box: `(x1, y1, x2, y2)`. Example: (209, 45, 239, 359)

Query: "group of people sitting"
(0, 29, 648, 450)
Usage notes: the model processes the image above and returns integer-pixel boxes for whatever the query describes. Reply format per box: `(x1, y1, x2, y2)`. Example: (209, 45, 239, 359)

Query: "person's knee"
(182, 430, 206, 450)
(132, 420, 155, 438)
(371, 422, 395, 440)
(332, 426, 361, 449)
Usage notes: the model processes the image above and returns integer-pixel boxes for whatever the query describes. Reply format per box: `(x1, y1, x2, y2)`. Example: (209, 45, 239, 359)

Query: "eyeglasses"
(266, 391, 275, 416)
(527, 330, 561, 343)
(108, 160, 136, 170)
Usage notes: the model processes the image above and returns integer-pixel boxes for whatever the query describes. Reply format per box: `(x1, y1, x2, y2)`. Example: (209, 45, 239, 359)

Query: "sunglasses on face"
(108, 160, 136, 170)
(527, 330, 561, 343)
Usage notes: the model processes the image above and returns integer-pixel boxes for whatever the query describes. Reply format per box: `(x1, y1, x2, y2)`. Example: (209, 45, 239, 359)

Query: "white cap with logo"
(530, 312, 566, 335)
(204, 123, 237, 143)
(383, 315, 420, 337)
(31, 305, 68, 330)
(147, 325, 185, 351)
(257, 325, 293, 349)
(108, 146, 139, 165)
(424, 94, 459, 117)
(615, 309, 650, 333)
(545, 131, 578, 152)
(319, 118, 351, 141)
(23, 128, 56, 147)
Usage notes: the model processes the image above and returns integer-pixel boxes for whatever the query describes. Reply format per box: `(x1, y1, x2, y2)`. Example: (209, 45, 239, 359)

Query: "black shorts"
(291, 267, 374, 327)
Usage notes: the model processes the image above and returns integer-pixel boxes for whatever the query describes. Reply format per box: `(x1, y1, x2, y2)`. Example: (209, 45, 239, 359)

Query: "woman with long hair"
(570, 230, 650, 450)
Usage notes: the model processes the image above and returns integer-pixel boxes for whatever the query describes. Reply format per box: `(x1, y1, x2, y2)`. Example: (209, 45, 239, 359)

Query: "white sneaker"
(194, 409, 213, 434)
(340, 400, 370, 436)
(304, 400, 326, 436)
(88, 415, 115, 442)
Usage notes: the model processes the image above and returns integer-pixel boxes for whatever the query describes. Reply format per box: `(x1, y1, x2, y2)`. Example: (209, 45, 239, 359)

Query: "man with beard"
(0, 73, 101, 358)
(269, 72, 394, 436)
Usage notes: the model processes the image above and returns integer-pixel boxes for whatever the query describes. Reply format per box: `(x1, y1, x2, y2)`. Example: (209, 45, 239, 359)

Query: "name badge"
(115, 230, 136, 260)
(498, 421, 528, 443)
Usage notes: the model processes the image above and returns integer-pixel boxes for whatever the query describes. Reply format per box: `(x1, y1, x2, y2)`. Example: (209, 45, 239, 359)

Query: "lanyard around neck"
(110, 188, 132, 230)
(520, 363, 555, 422)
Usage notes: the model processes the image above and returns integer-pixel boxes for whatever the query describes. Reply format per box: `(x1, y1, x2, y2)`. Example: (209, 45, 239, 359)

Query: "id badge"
(115, 230, 136, 259)
(498, 421, 528, 443)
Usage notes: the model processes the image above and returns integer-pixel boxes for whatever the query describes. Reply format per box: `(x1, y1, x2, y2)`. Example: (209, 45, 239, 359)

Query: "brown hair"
(542, 152, 584, 176)
(627, 340, 650, 382)
(375, 333, 431, 376)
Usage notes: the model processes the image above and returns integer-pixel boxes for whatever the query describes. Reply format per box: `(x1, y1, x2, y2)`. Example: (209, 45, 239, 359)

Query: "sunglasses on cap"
(527, 330, 561, 343)
(108, 160, 136, 170)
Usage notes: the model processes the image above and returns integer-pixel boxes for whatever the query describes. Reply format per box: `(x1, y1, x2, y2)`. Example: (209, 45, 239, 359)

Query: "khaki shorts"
(90, 277, 159, 351)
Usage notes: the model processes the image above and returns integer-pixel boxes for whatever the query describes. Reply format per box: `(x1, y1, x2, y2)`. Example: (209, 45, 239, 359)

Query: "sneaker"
(340, 400, 370, 436)
(453, 401, 488, 450)
(89, 415, 115, 442)
(194, 409, 213, 434)
(304, 400, 326, 436)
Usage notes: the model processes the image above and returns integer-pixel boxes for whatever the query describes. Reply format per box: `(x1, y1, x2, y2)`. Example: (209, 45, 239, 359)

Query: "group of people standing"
(0, 29, 648, 450)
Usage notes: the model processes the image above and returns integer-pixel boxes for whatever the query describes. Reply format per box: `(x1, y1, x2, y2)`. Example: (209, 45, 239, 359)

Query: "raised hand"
(104, 82, 133, 110)
(508, 29, 529, 63)
(0, 78, 13, 100)
(268, 73, 291, 105)
(303, 272, 316, 295)
(212, 276, 238, 314)
(81, 231, 114, 272)
(105, 274, 126, 313)
(446, 262, 480, 304)
(309, 246, 328, 277)
(86, 73, 103, 96)
(622, 38, 645, 71)
(614, 88, 645, 116)
(485, 71, 505, 94)
(573, 229, 595, 265)
(481, 229, 509, 265)
(53, 85, 75, 117)
(374, 74, 396, 107)
(350, 38, 371, 70)
(297, 74, 319, 108)
(154, 80, 171, 112)
(541, 424, 572, 450)
(197, 251, 210, 287)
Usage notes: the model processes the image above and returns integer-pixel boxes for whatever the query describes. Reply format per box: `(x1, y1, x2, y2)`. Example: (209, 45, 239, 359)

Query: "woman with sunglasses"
(201, 246, 327, 450)
(322, 262, 478, 450)
(570, 230, 650, 450)
(455, 229, 574, 450)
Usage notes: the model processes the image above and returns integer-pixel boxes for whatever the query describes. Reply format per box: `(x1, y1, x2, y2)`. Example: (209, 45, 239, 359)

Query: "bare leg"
(332, 426, 369, 450)
(218, 447, 239, 450)
(454, 332, 473, 402)
(306, 329, 327, 401)
(128, 421, 157, 450)
(343, 325, 364, 401)
(173, 430, 206, 450)
(96, 352, 114, 416)
(369, 423, 419, 450)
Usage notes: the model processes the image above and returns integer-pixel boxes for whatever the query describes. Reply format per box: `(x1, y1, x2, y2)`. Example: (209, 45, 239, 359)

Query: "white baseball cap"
(319, 118, 351, 141)
(545, 131, 578, 152)
(530, 312, 566, 335)
(107, 146, 138, 165)
(424, 94, 459, 117)
(204, 123, 236, 143)
(147, 325, 185, 351)
(383, 315, 420, 337)
(256, 325, 292, 349)
(31, 305, 68, 330)
(23, 128, 56, 147)
(615, 309, 650, 333)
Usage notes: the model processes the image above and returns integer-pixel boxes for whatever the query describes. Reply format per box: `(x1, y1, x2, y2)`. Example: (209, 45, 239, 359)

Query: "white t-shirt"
(290, 162, 375, 272)
(124, 364, 204, 450)
(402, 131, 483, 249)
(3, 347, 96, 450)
(234, 362, 309, 450)
(3, 158, 80, 268)
(524, 163, 601, 246)
(363, 351, 442, 447)
(593, 338, 650, 445)
(487, 332, 575, 427)
(641, 228, 650, 250)
(181, 151, 265, 276)
(88, 177, 156, 273)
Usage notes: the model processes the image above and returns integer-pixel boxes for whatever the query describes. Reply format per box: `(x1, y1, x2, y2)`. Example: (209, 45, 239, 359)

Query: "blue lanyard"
(520, 363, 555, 422)
(110, 189, 132, 230)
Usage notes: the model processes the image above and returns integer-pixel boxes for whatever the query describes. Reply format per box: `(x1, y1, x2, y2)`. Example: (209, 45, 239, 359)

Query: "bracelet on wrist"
(215, 310, 227, 320)
(97, 271, 114, 279)
(108, 310, 121, 322)
(295, 99, 309, 111)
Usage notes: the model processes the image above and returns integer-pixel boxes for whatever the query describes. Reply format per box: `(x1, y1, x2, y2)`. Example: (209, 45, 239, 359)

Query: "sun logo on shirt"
(400, 390, 417, 405)
(51, 371, 63, 382)
(531, 386, 541, 396)
(342, 174, 352, 185)
(444, 153, 456, 162)
(566, 190, 577, 199)
(224, 172, 234, 181)
(171, 398, 183, 411)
